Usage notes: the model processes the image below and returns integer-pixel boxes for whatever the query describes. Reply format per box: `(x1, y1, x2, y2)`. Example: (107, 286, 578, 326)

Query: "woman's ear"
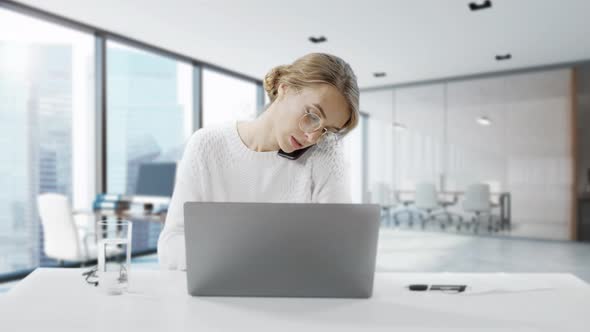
(277, 83, 288, 99)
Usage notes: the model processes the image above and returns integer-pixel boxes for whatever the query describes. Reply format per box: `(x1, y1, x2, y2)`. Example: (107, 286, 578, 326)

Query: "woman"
(158, 53, 360, 270)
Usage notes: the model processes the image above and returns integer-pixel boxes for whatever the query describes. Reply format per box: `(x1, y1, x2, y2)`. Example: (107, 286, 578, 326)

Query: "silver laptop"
(184, 202, 380, 298)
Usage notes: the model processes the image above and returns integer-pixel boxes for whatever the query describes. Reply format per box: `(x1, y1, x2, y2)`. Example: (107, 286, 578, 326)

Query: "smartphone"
(277, 146, 313, 160)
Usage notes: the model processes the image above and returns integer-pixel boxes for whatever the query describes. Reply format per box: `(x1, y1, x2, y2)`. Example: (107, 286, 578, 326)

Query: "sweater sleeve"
(157, 131, 204, 270)
(310, 139, 352, 204)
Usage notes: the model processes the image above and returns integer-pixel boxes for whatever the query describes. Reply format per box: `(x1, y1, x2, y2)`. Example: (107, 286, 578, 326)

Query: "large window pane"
(0, 8, 95, 275)
(106, 41, 192, 194)
(202, 68, 258, 127)
(343, 115, 366, 203)
(106, 41, 193, 250)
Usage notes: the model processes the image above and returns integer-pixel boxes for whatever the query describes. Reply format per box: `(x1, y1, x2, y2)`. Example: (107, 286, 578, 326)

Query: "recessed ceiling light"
(469, 0, 492, 11)
(476, 116, 492, 126)
(308, 36, 327, 43)
(394, 122, 407, 131)
(495, 53, 512, 61)
(373, 72, 386, 78)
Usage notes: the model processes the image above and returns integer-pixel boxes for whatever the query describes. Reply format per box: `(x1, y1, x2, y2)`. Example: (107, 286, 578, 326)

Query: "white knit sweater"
(157, 122, 351, 270)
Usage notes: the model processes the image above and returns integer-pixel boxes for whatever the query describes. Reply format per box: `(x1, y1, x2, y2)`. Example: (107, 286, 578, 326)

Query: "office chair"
(392, 190, 416, 227)
(37, 193, 97, 265)
(414, 183, 462, 230)
(414, 183, 441, 229)
(431, 193, 463, 229)
(369, 182, 396, 227)
(458, 183, 500, 233)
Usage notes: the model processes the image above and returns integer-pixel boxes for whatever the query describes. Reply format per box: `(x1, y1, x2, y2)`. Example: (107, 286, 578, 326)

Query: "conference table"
(1, 268, 588, 331)
(393, 190, 512, 230)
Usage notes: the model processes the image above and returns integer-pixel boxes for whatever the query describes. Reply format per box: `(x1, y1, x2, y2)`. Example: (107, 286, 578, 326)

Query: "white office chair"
(414, 183, 461, 230)
(369, 182, 396, 227)
(37, 193, 97, 265)
(414, 183, 440, 229)
(459, 183, 499, 233)
(390, 190, 415, 227)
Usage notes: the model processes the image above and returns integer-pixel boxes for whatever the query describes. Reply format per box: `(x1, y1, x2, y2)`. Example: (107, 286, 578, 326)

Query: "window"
(105, 41, 194, 251)
(106, 41, 193, 195)
(0, 8, 95, 275)
(202, 68, 258, 127)
(0, 3, 263, 280)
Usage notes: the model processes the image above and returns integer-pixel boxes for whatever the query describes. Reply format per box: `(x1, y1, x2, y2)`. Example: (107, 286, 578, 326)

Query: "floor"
(1, 228, 589, 293)
(375, 229, 590, 282)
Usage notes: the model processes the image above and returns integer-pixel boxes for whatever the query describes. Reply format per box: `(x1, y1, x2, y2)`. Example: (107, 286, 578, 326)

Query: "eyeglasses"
(82, 266, 99, 287)
(82, 263, 128, 287)
(298, 110, 341, 142)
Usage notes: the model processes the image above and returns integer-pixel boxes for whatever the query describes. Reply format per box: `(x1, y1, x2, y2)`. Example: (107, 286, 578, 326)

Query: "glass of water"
(97, 219, 132, 295)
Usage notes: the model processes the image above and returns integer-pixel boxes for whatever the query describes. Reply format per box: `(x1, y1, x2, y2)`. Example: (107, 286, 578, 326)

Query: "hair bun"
(263, 65, 289, 102)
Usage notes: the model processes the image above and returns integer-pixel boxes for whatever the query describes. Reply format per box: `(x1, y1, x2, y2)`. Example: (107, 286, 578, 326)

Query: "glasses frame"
(298, 110, 341, 142)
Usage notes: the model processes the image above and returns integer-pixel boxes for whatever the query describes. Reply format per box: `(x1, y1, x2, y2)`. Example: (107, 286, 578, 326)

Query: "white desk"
(1, 268, 589, 331)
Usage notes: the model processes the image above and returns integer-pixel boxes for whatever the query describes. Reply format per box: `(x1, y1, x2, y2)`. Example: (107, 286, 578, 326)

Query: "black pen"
(408, 284, 467, 292)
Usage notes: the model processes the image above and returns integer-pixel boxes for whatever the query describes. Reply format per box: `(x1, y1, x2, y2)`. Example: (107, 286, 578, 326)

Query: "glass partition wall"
(360, 69, 574, 241)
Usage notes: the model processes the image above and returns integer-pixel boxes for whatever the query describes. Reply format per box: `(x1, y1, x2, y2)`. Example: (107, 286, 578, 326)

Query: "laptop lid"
(184, 202, 380, 298)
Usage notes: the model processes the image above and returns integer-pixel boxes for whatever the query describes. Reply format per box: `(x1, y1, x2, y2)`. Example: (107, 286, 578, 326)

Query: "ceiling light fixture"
(469, 1, 492, 11)
(308, 36, 327, 43)
(476, 116, 492, 126)
(373, 72, 386, 78)
(394, 122, 407, 131)
(495, 53, 512, 61)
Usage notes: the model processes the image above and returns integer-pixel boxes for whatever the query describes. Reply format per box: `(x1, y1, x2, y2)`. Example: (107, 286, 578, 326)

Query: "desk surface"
(2, 268, 589, 331)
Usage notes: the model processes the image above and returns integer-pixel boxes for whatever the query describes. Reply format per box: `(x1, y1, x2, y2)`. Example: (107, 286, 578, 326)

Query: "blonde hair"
(263, 53, 359, 135)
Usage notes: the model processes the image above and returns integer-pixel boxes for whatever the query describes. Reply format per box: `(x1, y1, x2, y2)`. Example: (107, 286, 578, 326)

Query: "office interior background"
(1, 0, 590, 285)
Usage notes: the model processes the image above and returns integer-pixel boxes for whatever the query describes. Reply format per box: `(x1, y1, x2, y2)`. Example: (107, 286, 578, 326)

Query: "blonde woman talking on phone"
(158, 53, 360, 270)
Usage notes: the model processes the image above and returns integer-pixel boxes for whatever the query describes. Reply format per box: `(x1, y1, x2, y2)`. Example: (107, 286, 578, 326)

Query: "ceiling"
(10, 0, 590, 89)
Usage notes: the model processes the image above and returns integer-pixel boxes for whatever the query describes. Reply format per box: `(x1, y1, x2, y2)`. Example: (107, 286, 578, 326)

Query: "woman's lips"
(290, 136, 303, 149)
